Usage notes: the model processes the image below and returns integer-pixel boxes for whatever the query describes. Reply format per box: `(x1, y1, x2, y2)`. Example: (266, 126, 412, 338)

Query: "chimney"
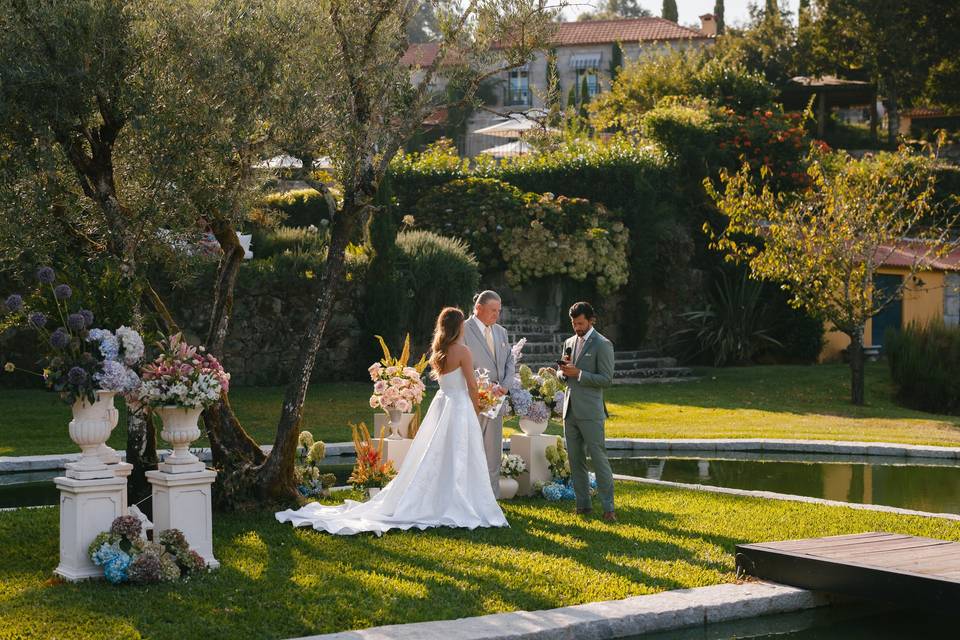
(699, 13, 717, 37)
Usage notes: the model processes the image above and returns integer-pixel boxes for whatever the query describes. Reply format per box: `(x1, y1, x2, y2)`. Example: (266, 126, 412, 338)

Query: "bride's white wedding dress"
(275, 367, 508, 535)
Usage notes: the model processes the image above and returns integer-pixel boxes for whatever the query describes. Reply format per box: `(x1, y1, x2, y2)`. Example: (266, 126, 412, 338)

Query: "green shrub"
(250, 226, 328, 259)
(396, 230, 479, 342)
(262, 189, 331, 228)
(887, 321, 960, 415)
(412, 178, 530, 273)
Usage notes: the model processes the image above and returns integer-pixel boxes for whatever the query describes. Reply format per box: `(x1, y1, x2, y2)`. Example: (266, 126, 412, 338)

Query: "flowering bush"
(1, 267, 143, 404)
(538, 473, 597, 501)
(348, 422, 396, 491)
(499, 454, 527, 479)
(368, 334, 427, 413)
(139, 334, 230, 409)
(508, 364, 565, 421)
(545, 437, 571, 481)
(88, 516, 206, 585)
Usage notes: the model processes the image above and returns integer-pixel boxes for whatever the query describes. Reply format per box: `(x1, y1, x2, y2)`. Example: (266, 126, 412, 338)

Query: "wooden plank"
(753, 533, 910, 553)
(856, 546, 960, 571)
(808, 539, 955, 558)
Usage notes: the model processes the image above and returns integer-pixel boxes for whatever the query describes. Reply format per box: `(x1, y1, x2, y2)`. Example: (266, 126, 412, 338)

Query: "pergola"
(779, 75, 878, 140)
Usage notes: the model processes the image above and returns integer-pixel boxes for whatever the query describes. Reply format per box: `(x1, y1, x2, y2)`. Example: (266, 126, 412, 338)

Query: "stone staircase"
(499, 310, 696, 384)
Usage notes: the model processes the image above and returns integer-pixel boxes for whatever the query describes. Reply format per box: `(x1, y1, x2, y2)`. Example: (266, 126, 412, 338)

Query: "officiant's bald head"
(473, 290, 502, 326)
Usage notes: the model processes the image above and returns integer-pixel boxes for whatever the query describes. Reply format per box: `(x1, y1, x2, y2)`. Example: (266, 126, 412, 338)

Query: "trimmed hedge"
(887, 321, 960, 415)
(262, 189, 332, 228)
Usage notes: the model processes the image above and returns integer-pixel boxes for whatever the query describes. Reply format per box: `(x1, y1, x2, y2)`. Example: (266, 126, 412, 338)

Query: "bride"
(276, 307, 508, 535)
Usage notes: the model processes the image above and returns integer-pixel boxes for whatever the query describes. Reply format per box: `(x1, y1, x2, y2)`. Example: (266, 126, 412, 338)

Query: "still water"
(4, 450, 960, 513)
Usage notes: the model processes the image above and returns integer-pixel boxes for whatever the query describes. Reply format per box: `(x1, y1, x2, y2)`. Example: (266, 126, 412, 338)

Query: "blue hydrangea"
(542, 483, 564, 501)
(28, 312, 47, 329)
(509, 388, 532, 416)
(95, 359, 140, 393)
(92, 542, 124, 566)
(36, 266, 55, 284)
(103, 554, 131, 584)
(553, 391, 565, 408)
(525, 400, 550, 422)
(4, 294, 22, 312)
(87, 329, 120, 361)
(54, 284, 72, 300)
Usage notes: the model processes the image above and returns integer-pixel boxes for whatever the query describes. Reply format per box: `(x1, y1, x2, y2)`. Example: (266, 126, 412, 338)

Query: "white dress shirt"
(572, 327, 594, 381)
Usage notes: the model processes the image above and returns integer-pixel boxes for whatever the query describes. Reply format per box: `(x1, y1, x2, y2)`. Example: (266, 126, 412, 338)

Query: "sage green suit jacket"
(561, 330, 614, 421)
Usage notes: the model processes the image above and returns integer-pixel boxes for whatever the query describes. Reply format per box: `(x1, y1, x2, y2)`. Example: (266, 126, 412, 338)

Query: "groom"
(464, 290, 515, 498)
(558, 301, 616, 521)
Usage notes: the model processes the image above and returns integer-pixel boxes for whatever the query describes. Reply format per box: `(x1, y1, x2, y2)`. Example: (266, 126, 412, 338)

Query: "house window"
(575, 68, 600, 99)
(507, 68, 530, 106)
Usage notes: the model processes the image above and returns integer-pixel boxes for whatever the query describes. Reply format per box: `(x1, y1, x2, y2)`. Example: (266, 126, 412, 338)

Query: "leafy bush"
(250, 226, 328, 259)
(262, 189, 331, 228)
(396, 230, 479, 343)
(411, 178, 529, 272)
(887, 321, 960, 415)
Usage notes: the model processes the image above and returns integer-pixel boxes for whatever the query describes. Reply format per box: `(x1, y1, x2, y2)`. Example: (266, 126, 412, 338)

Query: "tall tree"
(714, 0, 725, 35)
(661, 0, 678, 23)
(578, 0, 651, 21)
(706, 144, 958, 405)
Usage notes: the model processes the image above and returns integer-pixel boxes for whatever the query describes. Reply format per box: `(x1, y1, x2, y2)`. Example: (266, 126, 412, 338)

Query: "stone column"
(54, 475, 128, 581)
(146, 469, 219, 569)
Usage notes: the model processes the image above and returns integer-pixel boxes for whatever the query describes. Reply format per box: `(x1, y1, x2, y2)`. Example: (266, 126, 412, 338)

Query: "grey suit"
(463, 315, 516, 498)
(561, 330, 615, 513)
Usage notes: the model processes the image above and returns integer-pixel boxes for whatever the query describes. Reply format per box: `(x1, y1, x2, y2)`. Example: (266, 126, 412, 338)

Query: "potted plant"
(508, 365, 565, 435)
(347, 422, 396, 498)
(498, 454, 526, 499)
(138, 333, 230, 471)
(368, 334, 427, 440)
(2, 267, 144, 476)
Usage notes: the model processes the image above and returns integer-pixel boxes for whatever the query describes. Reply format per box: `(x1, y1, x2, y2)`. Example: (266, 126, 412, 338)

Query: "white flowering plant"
(138, 333, 230, 409)
(500, 453, 527, 479)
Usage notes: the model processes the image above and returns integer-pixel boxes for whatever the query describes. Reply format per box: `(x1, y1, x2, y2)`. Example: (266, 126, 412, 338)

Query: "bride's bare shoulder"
(446, 343, 469, 359)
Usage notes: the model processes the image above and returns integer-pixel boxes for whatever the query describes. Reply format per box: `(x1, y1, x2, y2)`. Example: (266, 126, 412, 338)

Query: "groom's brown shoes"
(602, 511, 617, 522)
(573, 507, 592, 515)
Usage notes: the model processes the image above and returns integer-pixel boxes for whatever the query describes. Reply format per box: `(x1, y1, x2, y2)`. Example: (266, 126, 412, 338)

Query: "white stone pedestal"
(373, 412, 415, 439)
(510, 434, 557, 496)
(146, 469, 219, 569)
(380, 438, 413, 470)
(108, 462, 133, 512)
(54, 475, 127, 581)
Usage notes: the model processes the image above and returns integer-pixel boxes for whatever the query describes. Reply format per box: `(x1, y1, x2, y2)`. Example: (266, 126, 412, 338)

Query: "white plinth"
(54, 475, 128, 581)
(510, 434, 557, 496)
(108, 462, 133, 512)
(380, 438, 413, 470)
(373, 412, 415, 439)
(146, 469, 219, 569)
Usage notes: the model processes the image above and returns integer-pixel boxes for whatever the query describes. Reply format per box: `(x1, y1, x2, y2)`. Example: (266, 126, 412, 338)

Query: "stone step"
(614, 357, 677, 370)
(502, 325, 560, 335)
(506, 332, 564, 344)
(615, 367, 694, 379)
(518, 341, 565, 355)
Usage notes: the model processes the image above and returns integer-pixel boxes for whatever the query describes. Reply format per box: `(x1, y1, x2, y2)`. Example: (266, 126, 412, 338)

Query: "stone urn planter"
(518, 417, 549, 436)
(498, 477, 519, 500)
(386, 407, 404, 441)
(66, 390, 118, 478)
(366, 487, 381, 500)
(156, 405, 204, 472)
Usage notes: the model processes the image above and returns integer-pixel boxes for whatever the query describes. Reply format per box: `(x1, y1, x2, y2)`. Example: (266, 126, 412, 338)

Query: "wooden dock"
(736, 532, 960, 610)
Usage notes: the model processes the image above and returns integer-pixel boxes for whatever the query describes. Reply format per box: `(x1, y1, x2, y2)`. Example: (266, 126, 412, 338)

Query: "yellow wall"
(818, 268, 947, 362)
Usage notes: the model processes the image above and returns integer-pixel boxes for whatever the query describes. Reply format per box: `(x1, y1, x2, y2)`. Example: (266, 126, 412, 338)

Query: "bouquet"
(368, 334, 427, 414)
(87, 516, 206, 585)
(2, 266, 143, 405)
(139, 334, 230, 409)
(348, 422, 397, 491)
(294, 430, 337, 498)
(508, 364, 565, 421)
(476, 369, 508, 419)
(500, 453, 527, 479)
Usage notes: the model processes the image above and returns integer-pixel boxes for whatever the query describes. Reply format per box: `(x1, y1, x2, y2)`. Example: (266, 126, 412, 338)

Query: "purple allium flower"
(28, 311, 47, 329)
(3, 294, 22, 312)
(54, 284, 72, 300)
(50, 328, 71, 349)
(36, 266, 55, 284)
(80, 309, 94, 327)
(67, 366, 88, 386)
(67, 313, 85, 331)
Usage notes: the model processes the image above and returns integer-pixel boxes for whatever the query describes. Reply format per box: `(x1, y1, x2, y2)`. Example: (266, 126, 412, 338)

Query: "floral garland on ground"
(88, 516, 206, 584)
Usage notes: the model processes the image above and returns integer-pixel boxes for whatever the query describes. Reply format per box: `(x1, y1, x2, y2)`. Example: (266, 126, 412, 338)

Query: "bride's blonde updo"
(429, 307, 465, 379)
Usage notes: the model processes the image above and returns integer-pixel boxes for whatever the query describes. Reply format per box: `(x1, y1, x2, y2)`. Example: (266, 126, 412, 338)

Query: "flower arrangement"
(508, 364, 565, 421)
(368, 334, 427, 415)
(535, 438, 597, 500)
(1, 267, 143, 404)
(139, 333, 230, 409)
(476, 369, 508, 418)
(87, 516, 206, 585)
(347, 422, 397, 492)
(499, 453, 527, 479)
(294, 430, 337, 498)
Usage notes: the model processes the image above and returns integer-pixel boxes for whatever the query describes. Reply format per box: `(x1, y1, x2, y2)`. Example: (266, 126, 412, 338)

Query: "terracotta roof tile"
(550, 17, 710, 46)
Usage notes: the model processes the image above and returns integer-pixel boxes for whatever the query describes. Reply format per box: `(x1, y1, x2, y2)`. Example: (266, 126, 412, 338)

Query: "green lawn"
(3, 363, 960, 457)
(1, 482, 958, 639)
